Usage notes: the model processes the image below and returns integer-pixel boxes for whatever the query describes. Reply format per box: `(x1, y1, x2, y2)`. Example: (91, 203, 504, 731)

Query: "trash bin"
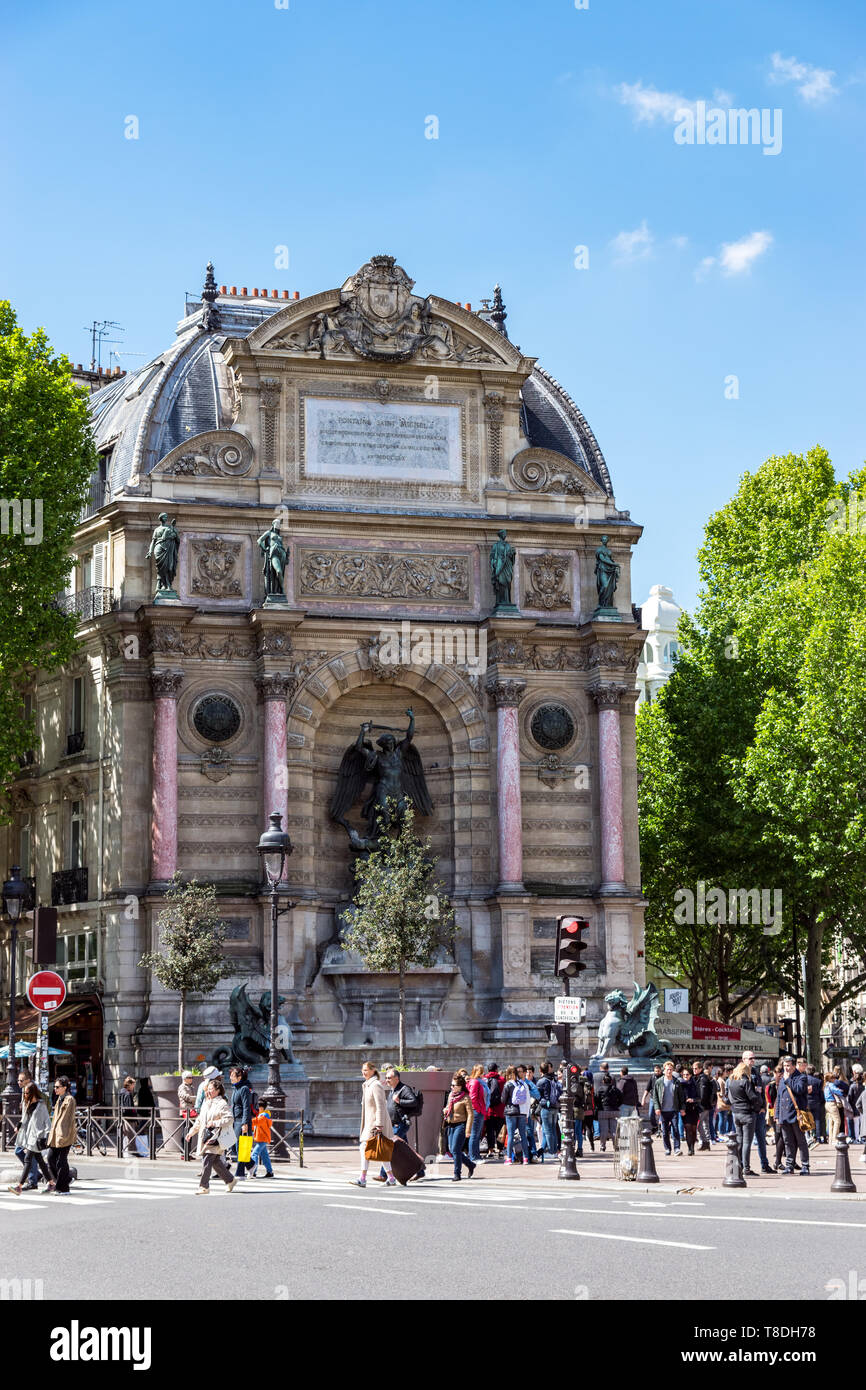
(614, 1114, 641, 1181)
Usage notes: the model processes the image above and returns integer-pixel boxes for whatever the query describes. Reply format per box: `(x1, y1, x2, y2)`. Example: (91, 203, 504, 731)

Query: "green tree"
(139, 876, 233, 1073)
(638, 447, 866, 1057)
(0, 302, 97, 803)
(342, 803, 457, 1066)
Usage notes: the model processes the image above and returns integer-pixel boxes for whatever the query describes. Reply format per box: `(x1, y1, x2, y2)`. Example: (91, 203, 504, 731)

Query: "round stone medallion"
(193, 694, 241, 744)
(530, 703, 575, 751)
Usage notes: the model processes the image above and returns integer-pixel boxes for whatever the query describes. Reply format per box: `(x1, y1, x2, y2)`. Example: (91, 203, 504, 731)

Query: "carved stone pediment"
(155, 430, 255, 479)
(249, 255, 519, 368)
(510, 447, 603, 498)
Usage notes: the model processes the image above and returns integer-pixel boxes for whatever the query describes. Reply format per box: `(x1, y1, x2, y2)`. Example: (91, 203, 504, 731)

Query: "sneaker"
(195, 1187, 209, 1195)
(799, 1166, 810, 1176)
(451, 1176, 462, 1182)
(353, 1177, 367, 1187)
(263, 1171, 275, 1178)
(761, 1167, 774, 1174)
(743, 1168, 757, 1176)
(522, 1158, 529, 1165)
(372, 1174, 387, 1182)
(674, 1149, 683, 1156)
(6, 1184, 22, 1195)
(225, 1179, 237, 1193)
(504, 1157, 513, 1165)
(663, 1149, 672, 1157)
(385, 1175, 397, 1186)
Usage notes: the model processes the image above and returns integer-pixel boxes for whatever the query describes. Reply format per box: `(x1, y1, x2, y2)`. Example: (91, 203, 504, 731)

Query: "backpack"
(397, 1085, 423, 1117)
(512, 1081, 529, 1107)
(249, 1089, 259, 1116)
(487, 1075, 502, 1109)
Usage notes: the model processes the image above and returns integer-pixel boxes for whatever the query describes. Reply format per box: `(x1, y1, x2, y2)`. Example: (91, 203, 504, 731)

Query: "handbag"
(237, 1135, 253, 1164)
(364, 1133, 394, 1163)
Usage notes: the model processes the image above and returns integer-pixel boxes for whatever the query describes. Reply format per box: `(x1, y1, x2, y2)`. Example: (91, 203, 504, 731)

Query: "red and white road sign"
(26, 970, 66, 1012)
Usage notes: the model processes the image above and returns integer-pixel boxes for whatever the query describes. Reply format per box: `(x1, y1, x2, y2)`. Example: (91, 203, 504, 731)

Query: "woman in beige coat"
(187, 1078, 237, 1194)
(355, 1062, 395, 1188)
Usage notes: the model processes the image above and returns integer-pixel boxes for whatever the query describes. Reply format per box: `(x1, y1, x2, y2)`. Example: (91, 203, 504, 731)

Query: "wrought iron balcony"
(51, 867, 89, 906)
(54, 587, 116, 622)
(66, 730, 86, 756)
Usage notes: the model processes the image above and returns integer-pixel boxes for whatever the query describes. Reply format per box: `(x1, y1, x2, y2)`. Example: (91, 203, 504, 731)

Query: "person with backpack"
(484, 1064, 506, 1159)
(537, 1061, 561, 1158)
(228, 1065, 254, 1180)
(597, 1067, 622, 1151)
(467, 1064, 490, 1164)
(379, 1068, 425, 1182)
(502, 1065, 532, 1165)
(518, 1065, 540, 1160)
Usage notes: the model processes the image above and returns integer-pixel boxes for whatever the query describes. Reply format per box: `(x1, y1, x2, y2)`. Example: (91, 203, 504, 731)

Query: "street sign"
(555, 995, 586, 1023)
(26, 970, 66, 1012)
(38, 1013, 49, 1092)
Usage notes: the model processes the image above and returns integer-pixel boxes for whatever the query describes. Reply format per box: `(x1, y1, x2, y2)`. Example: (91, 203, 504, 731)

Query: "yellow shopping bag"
(237, 1135, 253, 1164)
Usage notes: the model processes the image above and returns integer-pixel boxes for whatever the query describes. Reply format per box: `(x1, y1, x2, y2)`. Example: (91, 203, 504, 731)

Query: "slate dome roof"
(90, 272, 613, 498)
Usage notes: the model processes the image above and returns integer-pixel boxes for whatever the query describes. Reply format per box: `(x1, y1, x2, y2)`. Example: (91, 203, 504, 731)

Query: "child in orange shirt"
(250, 1102, 274, 1178)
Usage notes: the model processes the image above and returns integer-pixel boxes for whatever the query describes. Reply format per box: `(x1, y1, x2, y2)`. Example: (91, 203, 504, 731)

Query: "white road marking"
(0, 1200, 49, 1211)
(543, 1205, 866, 1231)
(552, 1228, 714, 1250)
(325, 1203, 414, 1216)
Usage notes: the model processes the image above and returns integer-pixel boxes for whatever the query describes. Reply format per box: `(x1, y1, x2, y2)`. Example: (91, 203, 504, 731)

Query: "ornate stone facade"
(1, 254, 646, 1134)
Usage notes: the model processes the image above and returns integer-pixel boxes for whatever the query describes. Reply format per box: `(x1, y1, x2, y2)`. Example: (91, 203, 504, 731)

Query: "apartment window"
(71, 677, 84, 734)
(57, 931, 98, 983)
(70, 800, 84, 870)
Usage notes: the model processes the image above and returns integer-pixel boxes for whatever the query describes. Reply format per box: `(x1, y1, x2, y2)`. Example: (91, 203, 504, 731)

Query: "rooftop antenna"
(84, 320, 124, 373)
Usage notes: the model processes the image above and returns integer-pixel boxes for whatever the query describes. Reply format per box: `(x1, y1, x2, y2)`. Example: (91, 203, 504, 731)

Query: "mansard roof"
(89, 262, 613, 498)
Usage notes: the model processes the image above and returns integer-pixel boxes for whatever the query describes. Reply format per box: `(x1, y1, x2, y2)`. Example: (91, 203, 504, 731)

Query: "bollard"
(831, 1135, 857, 1193)
(723, 1131, 746, 1188)
(636, 1118, 660, 1184)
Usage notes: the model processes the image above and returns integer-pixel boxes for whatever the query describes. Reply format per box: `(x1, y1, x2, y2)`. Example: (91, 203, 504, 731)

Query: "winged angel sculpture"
(595, 983, 672, 1060)
(210, 984, 296, 1069)
(329, 706, 433, 852)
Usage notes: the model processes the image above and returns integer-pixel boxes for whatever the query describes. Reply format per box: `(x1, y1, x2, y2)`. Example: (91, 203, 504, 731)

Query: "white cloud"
(671, 235, 689, 250)
(617, 82, 733, 126)
(610, 220, 653, 263)
(697, 231, 773, 279)
(769, 52, 837, 103)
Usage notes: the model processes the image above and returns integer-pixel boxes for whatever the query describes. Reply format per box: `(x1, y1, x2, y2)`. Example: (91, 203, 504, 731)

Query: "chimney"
(465, 302, 471, 311)
(241, 287, 248, 296)
(293, 290, 300, 300)
(220, 284, 227, 294)
(253, 288, 259, 297)
(281, 290, 289, 299)
(230, 285, 237, 295)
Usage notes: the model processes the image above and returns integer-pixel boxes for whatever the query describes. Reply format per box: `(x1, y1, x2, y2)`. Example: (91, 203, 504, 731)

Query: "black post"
(558, 976, 579, 1181)
(831, 1134, 857, 1194)
(792, 918, 802, 1057)
(636, 1117, 660, 1183)
(3, 922, 19, 1100)
(263, 882, 285, 1104)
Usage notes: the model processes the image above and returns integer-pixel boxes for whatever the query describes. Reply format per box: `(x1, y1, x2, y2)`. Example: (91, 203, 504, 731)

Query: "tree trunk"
(178, 989, 186, 1076)
(398, 964, 406, 1070)
(803, 915, 824, 1066)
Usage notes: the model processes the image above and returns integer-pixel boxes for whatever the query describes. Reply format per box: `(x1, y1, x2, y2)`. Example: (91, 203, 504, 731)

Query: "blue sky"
(3, 0, 864, 612)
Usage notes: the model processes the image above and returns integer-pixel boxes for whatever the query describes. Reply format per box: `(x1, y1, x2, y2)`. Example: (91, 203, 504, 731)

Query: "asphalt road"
(1, 1159, 863, 1302)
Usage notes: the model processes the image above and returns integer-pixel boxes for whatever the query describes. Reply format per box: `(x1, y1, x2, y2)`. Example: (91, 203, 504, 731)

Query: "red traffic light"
(569, 1064, 578, 1073)
(555, 915, 590, 978)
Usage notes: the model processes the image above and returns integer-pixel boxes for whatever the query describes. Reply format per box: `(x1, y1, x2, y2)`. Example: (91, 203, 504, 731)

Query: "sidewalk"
(296, 1136, 866, 1199)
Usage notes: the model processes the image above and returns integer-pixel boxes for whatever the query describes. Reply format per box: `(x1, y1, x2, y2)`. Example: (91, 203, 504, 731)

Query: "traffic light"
(780, 1019, 794, 1048)
(555, 916, 590, 978)
(548, 1025, 568, 1052)
(567, 1064, 581, 1098)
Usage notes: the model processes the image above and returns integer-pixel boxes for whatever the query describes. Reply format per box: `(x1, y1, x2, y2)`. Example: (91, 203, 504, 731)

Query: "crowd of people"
(353, 1051, 866, 1186)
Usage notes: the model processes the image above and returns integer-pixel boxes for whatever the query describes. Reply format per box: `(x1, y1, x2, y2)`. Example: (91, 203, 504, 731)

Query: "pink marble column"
(488, 678, 526, 892)
(150, 670, 183, 883)
(257, 673, 295, 831)
(592, 684, 626, 889)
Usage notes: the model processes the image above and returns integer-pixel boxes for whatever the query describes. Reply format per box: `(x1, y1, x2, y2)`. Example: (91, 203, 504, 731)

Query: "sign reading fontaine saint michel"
(304, 396, 462, 483)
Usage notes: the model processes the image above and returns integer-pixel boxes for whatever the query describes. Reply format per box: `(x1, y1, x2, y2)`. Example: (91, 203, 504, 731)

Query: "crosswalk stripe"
(551, 1228, 714, 1251)
(325, 1203, 414, 1216)
(0, 1199, 50, 1211)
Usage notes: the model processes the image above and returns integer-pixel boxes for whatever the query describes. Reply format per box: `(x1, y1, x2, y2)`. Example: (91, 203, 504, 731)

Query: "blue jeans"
(448, 1122, 473, 1177)
(660, 1111, 681, 1153)
(505, 1113, 529, 1161)
(468, 1111, 485, 1163)
(15, 1146, 39, 1186)
(541, 1108, 559, 1157)
(717, 1110, 734, 1135)
(753, 1112, 769, 1168)
(251, 1140, 272, 1174)
(233, 1121, 250, 1175)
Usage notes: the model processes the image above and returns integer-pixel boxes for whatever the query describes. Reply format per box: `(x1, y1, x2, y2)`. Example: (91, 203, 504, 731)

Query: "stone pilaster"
(150, 669, 183, 885)
(590, 682, 626, 891)
(487, 676, 527, 892)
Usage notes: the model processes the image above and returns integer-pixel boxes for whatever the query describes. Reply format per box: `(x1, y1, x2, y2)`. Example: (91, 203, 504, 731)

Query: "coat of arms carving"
(524, 553, 570, 611)
(191, 537, 243, 599)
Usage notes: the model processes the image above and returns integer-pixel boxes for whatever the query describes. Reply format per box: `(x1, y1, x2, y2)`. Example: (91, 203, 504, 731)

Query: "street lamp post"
(2, 865, 26, 1101)
(256, 813, 294, 1104)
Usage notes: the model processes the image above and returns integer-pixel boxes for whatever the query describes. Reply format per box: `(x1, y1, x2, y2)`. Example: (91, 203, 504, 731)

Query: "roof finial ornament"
(490, 283, 508, 338)
(200, 261, 220, 331)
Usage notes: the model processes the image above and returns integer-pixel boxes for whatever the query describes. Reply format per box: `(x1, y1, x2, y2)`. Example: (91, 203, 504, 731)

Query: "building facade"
(2, 256, 647, 1130)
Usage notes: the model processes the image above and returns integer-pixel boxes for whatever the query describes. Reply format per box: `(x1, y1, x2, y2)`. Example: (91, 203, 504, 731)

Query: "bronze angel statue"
(595, 982, 672, 1060)
(329, 707, 433, 851)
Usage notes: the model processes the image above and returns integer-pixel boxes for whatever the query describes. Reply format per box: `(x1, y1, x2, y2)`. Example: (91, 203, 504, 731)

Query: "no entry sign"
(26, 970, 66, 1012)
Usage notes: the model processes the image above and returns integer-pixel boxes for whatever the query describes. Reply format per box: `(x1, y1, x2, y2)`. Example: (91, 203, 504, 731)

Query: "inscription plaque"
(304, 397, 462, 483)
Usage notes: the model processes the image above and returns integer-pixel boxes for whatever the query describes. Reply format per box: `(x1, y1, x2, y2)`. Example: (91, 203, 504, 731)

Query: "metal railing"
(0, 1102, 305, 1166)
(54, 587, 116, 622)
(66, 730, 86, 756)
(51, 867, 89, 905)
